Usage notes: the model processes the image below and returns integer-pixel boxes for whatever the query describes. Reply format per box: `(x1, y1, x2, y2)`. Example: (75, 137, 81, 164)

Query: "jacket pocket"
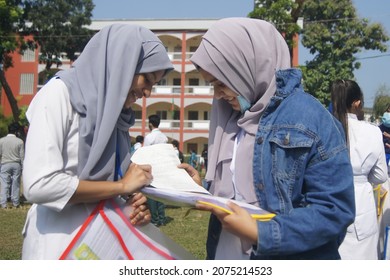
(353, 209, 378, 241)
(269, 129, 314, 212)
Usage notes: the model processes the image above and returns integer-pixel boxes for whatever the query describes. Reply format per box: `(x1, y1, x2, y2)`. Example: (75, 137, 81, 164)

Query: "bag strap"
(59, 199, 175, 260)
(110, 199, 175, 260)
(98, 203, 134, 259)
(59, 200, 105, 260)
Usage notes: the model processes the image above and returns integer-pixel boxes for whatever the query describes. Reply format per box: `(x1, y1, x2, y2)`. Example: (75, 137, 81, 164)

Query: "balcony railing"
(167, 52, 195, 61)
(133, 120, 210, 129)
(37, 85, 213, 98)
(153, 85, 213, 95)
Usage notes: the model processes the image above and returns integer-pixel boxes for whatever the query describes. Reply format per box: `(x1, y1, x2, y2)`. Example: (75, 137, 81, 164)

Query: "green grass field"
(0, 204, 209, 260)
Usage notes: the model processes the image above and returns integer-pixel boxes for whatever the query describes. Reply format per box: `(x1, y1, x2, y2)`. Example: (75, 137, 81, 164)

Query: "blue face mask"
(237, 96, 251, 113)
(382, 112, 390, 127)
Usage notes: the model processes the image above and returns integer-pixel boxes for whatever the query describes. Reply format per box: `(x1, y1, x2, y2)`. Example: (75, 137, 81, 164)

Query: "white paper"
(131, 143, 209, 194)
(142, 187, 272, 217)
(132, 144, 273, 219)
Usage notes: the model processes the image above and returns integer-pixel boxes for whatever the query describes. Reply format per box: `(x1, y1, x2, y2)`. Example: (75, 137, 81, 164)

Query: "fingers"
(178, 163, 202, 186)
(178, 163, 196, 176)
(138, 164, 152, 173)
(130, 209, 151, 225)
(129, 197, 151, 226)
(129, 192, 147, 206)
(123, 164, 153, 192)
(133, 163, 153, 181)
(130, 203, 148, 215)
(226, 201, 243, 214)
(195, 202, 214, 211)
(195, 201, 229, 218)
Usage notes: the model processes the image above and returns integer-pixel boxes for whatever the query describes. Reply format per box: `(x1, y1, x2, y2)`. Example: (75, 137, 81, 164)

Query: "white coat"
(338, 114, 388, 259)
(22, 79, 94, 259)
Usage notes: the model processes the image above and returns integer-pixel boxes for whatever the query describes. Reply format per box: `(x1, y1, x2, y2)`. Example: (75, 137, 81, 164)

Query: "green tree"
(249, 0, 389, 107)
(372, 84, 390, 119)
(24, 0, 95, 71)
(249, 0, 304, 65)
(0, 0, 28, 124)
(0, 106, 12, 137)
(300, 0, 388, 105)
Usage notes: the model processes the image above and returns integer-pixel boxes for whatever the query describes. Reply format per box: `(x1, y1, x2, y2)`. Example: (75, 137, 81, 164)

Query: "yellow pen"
(197, 201, 276, 221)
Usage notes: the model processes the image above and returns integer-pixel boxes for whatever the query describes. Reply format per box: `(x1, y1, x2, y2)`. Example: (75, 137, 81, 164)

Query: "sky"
(92, 0, 390, 108)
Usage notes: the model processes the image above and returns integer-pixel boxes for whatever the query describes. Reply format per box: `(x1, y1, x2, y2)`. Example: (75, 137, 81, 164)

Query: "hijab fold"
(191, 18, 290, 204)
(56, 24, 173, 180)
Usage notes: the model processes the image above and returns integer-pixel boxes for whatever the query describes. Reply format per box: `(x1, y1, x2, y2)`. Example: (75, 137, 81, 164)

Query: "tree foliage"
(0, 0, 94, 126)
(0, 0, 27, 124)
(300, 0, 388, 105)
(372, 84, 390, 119)
(249, 0, 304, 65)
(0, 0, 25, 69)
(249, 0, 389, 107)
(24, 0, 95, 70)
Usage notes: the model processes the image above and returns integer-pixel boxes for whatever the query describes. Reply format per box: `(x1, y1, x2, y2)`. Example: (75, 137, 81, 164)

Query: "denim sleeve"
(254, 147, 355, 256)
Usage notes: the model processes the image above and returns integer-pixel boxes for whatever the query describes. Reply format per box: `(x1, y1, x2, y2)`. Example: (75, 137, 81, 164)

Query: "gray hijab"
(191, 18, 290, 204)
(57, 24, 173, 180)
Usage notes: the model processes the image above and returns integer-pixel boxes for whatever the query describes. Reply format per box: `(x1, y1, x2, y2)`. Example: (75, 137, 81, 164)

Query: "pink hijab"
(191, 18, 290, 204)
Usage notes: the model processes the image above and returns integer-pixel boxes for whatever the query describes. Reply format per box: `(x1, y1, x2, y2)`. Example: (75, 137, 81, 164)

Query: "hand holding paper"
(131, 143, 208, 194)
(131, 144, 275, 221)
(197, 200, 258, 244)
(127, 192, 151, 226)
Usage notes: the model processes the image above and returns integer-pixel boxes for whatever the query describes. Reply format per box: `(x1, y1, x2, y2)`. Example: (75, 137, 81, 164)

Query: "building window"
(189, 78, 199, 86)
(158, 78, 167, 86)
(173, 78, 181, 85)
(19, 73, 34, 95)
(156, 111, 168, 120)
(188, 111, 199, 120)
(173, 110, 180, 120)
(173, 78, 181, 93)
(21, 48, 35, 62)
(203, 111, 210, 120)
(133, 110, 142, 119)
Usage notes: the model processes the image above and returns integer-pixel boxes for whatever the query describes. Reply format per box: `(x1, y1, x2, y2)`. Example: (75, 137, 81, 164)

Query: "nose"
(142, 87, 152, 98)
(213, 89, 224, 100)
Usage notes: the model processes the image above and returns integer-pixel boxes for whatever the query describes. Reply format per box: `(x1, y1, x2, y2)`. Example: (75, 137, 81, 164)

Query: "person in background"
(190, 17, 355, 259)
(379, 105, 390, 165)
(21, 23, 173, 259)
(331, 79, 388, 259)
(188, 149, 198, 169)
(131, 135, 144, 156)
(143, 114, 168, 146)
(171, 139, 184, 163)
(378, 105, 390, 258)
(144, 114, 168, 226)
(201, 146, 208, 171)
(0, 122, 24, 209)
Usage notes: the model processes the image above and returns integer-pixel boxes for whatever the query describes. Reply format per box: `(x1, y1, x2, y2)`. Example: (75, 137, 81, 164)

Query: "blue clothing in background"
(379, 124, 390, 164)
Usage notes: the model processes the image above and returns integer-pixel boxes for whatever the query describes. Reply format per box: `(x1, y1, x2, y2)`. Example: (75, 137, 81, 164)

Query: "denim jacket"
(251, 69, 355, 259)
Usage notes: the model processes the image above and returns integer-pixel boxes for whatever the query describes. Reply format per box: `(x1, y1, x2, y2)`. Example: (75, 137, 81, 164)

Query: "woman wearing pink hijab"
(191, 18, 355, 259)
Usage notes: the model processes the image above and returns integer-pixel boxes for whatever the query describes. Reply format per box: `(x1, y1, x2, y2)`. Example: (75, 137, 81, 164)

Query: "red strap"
(111, 199, 175, 260)
(59, 200, 105, 260)
(60, 199, 175, 260)
(98, 207, 134, 259)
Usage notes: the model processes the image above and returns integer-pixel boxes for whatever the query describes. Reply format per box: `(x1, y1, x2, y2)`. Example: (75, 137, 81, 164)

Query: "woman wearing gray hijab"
(22, 24, 173, 259)
(191, 18, 355, 259)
